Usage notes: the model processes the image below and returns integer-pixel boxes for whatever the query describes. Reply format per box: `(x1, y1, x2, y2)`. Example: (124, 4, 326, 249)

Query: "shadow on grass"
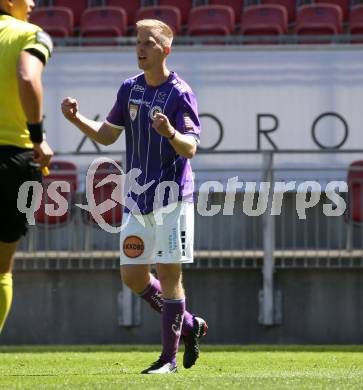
(1, 345, 363, 354)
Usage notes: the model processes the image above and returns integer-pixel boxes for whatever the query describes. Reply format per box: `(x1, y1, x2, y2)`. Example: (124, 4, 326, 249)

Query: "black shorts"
(0, 146, 42, 243)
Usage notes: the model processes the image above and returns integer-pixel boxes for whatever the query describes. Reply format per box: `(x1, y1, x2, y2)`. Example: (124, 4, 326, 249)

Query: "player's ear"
(164, 46, 171, 55)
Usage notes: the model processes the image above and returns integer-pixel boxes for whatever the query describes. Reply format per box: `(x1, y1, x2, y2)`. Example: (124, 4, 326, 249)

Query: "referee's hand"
(61, 97, 79, 122)
(33, 141, 53, 169)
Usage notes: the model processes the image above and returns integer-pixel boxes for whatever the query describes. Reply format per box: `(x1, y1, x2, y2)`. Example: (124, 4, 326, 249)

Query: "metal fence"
(16, 150, 363, 265)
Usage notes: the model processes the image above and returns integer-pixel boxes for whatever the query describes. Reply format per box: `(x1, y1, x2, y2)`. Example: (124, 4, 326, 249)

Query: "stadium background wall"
(43, 47, 363, 168)
(2, 268, 363, 344)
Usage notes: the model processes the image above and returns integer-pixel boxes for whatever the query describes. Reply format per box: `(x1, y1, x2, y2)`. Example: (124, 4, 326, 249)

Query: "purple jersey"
(106, 71, 201, 214)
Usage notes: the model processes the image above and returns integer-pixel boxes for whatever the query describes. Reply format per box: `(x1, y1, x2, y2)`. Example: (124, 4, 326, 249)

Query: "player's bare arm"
(152, 112, 197, 159)
(61, 97, 123, 146)
(17, 50, 53, 168)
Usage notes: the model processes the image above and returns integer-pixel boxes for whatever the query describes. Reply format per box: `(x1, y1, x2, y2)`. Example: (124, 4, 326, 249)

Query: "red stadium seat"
(261, 0, 296, 24)
(241, 5, 288, 42)
(83, 161, 123, 227)
(345, 160, 363, 250)
(29, 7, 74, 37)
(35, 161, 78, 225)
(53, 0, 88, 27)
(80, 7, 128, 41)
(188, 5, 235, 36)
(347, 161, 363, 223)
(316, 0, 350, 21)
(349, 5, 363, 41)
(295, 4, 343, 43)
(209, 0, 244, 24)
(135, 6, 182, 34)
(159, 0, 193, 25)
(106, 0, 141, 27)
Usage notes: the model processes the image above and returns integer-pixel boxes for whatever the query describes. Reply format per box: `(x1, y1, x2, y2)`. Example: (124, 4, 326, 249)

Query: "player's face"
(9, 0, 35, 21)
(136, 28, 166, 71)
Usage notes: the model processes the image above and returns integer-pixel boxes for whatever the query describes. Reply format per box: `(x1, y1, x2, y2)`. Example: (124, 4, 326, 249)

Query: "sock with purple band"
(160, 298, 185, 365)
(139, 275, 194, 336)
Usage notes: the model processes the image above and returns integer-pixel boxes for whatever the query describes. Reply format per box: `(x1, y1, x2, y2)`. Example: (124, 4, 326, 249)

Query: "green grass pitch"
(1, 345, 363, 389)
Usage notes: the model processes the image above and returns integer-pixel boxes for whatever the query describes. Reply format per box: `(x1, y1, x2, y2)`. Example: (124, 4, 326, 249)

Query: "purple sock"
(139, 276, 194, 337)
(160, 299, 185, 365)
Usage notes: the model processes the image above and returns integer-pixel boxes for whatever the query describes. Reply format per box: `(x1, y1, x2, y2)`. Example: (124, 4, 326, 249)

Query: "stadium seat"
(348, 5, 363, 41)
(316, 0, 350, 21)
(240, 5, 288, 42)
(35, 0, 52, 7)
(34, 161, 78, 225)
(345, 160, 363, 250)
(135, 6, 182, 35)
(29, 7, 74, 38)
(261, 0, 296, 24)
(209, 0, 244, 24)
(295, 4, 343, 43)
(53, 0, 88, 27)
(188, 5, 236, 36)
(159, 0, 193, 25)
(80, 7, 128, 41)
(106, 0, 141, 27)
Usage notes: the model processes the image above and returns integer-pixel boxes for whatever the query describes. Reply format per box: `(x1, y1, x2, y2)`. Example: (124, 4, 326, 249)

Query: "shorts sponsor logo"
(129, 104, 138, 121)
(123, 235, 144, 258)
(150, 105, 162, 120)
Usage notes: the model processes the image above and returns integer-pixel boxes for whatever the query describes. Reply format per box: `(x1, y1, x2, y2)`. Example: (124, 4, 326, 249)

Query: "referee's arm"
(16, 50, 53, 168)
(16, 50, 44, 123)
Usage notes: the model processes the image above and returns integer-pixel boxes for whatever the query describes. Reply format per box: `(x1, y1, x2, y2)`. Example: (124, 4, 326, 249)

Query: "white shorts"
(120, 201, 194, 265)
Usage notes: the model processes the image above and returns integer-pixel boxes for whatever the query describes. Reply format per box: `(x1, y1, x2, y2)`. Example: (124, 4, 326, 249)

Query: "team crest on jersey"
(150, 105, 162, 120)
(129, 104, 138, 121)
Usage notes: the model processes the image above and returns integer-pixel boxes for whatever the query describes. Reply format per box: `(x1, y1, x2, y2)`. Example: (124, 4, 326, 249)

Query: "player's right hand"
(61, 97, 79, 122)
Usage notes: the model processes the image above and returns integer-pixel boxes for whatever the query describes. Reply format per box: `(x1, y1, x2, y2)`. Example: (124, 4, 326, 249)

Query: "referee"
(0, 0, 53, 334)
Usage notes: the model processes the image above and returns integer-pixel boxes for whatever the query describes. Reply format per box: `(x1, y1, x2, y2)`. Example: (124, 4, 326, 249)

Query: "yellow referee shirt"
(0, 13, 53, 149)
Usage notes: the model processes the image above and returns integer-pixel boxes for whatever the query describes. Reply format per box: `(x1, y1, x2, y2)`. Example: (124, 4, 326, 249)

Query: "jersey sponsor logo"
(150, 105, 163, 120)
(123, 235, 144, 258)
(183, 113, 194, 130)
(132, 84, 145, 93)
(36, 31, 53, 55)
(130, 98, 150, 108)
(129, 103, 138, 121)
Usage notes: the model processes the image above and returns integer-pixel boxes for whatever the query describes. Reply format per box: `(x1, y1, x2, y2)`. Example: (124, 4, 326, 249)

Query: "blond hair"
(136, 19, 173, 48)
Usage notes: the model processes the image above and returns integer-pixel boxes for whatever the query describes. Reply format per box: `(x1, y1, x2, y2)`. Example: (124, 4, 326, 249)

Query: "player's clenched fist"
(61, 97, 79, 122)
(152, 112, 175, 138)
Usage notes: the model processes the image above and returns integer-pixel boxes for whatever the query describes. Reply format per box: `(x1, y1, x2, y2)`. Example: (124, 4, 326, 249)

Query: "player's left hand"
(152, 113, 174, 138)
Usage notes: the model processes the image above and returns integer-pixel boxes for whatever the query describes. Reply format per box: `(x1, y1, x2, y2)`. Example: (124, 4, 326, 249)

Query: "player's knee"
(158, 273, 182, 291)
(120, 268, 148, 293)
(157, 267, 182, 286)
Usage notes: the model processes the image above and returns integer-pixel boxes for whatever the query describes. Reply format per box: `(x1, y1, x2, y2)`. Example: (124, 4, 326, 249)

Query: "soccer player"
(0, 0, 54, 334)
(61, 19, 207, 374)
